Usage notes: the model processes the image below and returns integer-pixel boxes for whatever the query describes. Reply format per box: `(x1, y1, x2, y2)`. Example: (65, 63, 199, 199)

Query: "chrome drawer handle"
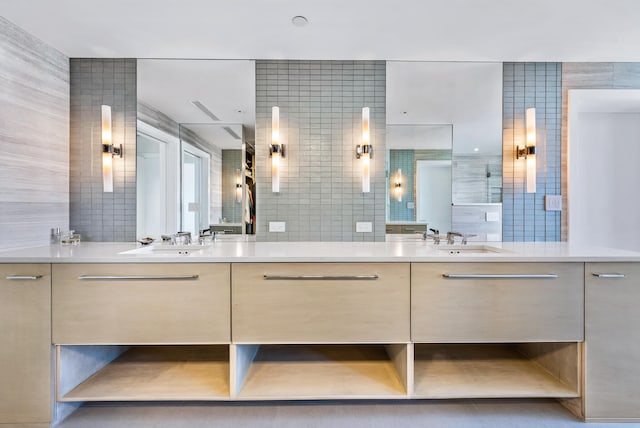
(5, 275, 43, 280)
(442, 274, 559, 279)
(263, 275, 379, 281)
(78, 275, 199, 280)
(592, 273, 626, 278)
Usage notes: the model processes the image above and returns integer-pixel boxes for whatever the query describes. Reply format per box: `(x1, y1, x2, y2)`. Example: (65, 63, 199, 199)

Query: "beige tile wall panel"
(585, 262, 640, 421)
(232, 263, 410, 343)
(52, 263, 230, 344)
(0, 17, 69, 250)
(0, 264, 51, 424)
(411, 262, 584, 342)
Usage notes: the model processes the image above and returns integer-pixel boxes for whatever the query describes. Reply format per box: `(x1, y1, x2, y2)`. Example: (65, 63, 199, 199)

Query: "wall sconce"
(355, 107, 372, 193)
(269, 106, 284, 193)
(392, 168, 404, 202)
(235, 168, 242, 203)
(517, 107, 536, 193)
(101, 105, 122, 193)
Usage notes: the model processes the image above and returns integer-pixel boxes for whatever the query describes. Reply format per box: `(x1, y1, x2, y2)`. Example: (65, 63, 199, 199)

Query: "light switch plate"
(485, 212, 500, 222)
(269, 221, 286, 232)
(356, 222, 373, 233)
(545, 195, 563, 211)
(406, 202, 415, 209)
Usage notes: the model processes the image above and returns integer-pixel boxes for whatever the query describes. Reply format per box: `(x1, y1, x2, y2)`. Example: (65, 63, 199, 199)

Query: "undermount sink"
(119, 244, 207, 255)
(435, 245, 510, 255)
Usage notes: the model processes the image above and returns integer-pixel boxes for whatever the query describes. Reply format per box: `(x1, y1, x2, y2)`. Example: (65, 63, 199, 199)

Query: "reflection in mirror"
(136, 121, 180, 239)
(179, 123, 247, 237)
(386, 125, 453, 234)
(137, 59, 256, 240)
(386, 61, 503, 241)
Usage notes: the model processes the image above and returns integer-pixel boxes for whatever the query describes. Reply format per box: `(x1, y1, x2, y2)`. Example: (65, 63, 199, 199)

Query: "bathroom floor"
(56, 399, 638, 427)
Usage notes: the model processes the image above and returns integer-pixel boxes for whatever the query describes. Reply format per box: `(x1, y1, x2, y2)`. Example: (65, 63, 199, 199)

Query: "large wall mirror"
(136, 59, 256, 239)
(386, 61, 503, 241)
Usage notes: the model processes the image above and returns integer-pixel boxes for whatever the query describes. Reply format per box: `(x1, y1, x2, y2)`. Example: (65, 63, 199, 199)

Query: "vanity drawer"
(412, 262, 584, 342)
(1, 264, 51, 423)
(232, 263, 410, 343)
(52, 263, 230, 344)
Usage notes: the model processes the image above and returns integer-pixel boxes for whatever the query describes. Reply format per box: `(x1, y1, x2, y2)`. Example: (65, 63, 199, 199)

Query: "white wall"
(569, 90, 640, 251)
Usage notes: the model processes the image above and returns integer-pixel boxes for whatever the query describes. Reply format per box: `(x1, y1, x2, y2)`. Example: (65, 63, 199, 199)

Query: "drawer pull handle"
(442, 274, 559, 279)
(592, 273, 626, 278)
(263, 275, 379, 281)
(78, 275, 199, 281)
(5, 275, 42, 280)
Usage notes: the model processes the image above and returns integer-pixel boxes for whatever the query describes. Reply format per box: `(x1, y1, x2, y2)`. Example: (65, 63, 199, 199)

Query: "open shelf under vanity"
(57, 345, 230, 401)
(413, 343, 580, 399)
(233, 344, 408, 400)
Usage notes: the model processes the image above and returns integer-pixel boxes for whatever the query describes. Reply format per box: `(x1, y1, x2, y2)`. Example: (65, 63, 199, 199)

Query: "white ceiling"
(2, 0, 640, 61)
(387, 125, 453, 150)
(138, 59, 255, 146)
(180, 123, 245, 150)
(388, 62, 503, 154)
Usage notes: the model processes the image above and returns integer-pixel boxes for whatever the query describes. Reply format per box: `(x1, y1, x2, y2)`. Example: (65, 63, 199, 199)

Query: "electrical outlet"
(356, 222, 372, 233)
(269, 221, 286, 232)
(545, 195, 563, 211)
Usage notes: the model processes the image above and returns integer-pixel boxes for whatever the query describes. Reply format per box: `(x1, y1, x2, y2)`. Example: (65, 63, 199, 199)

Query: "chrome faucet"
(461, 233, 477, 245)
(211, 230, 226, 241)
(172, 231, 192, 245)
(427, 228, 441, 244)
(446, 231, 463, 245)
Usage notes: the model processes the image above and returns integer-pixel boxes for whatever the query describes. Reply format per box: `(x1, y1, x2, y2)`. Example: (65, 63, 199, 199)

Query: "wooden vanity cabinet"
(412, 262, 584, 342)
(52, 263, 230, 344)
(585, 262, 640, 421)
(0, 264, 51, 425)
(232, 263, 410, 343)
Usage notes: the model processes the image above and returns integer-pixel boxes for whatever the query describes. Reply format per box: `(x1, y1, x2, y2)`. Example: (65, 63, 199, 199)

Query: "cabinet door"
(412, 263, 584, 342)
(0, 264, 51, 424)
(585, 263, 640, 420)
(232, 263, 410, 343)
(53, 263, 230, 344)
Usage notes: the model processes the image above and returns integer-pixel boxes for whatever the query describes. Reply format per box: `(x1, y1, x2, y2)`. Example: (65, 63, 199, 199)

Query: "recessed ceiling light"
(291, 15, 309, 27)
(474, 147, 480, 152)
(402, 111, 408, 115)
(236, 109, 244, 114)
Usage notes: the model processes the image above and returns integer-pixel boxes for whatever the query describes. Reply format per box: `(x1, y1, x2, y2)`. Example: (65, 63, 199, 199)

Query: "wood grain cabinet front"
(0, 264, 51, 425)
(52, 263, 230, 344)
(232, 263, 410, 343)
(585, 262, 640, 421)
(411, 262, 584, 342)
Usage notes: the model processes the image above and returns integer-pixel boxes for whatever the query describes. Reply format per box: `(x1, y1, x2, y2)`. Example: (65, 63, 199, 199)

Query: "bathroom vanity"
(1, 241, 639, 426)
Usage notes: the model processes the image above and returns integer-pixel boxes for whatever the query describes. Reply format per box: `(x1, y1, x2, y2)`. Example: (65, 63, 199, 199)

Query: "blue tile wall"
(503, 63, 562, 242)
(69, 59, 137, 242)
(388, 150, 415, 222)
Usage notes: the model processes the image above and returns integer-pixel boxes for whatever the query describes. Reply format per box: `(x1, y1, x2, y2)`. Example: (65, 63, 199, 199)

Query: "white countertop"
(0, 241, 639, 263)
